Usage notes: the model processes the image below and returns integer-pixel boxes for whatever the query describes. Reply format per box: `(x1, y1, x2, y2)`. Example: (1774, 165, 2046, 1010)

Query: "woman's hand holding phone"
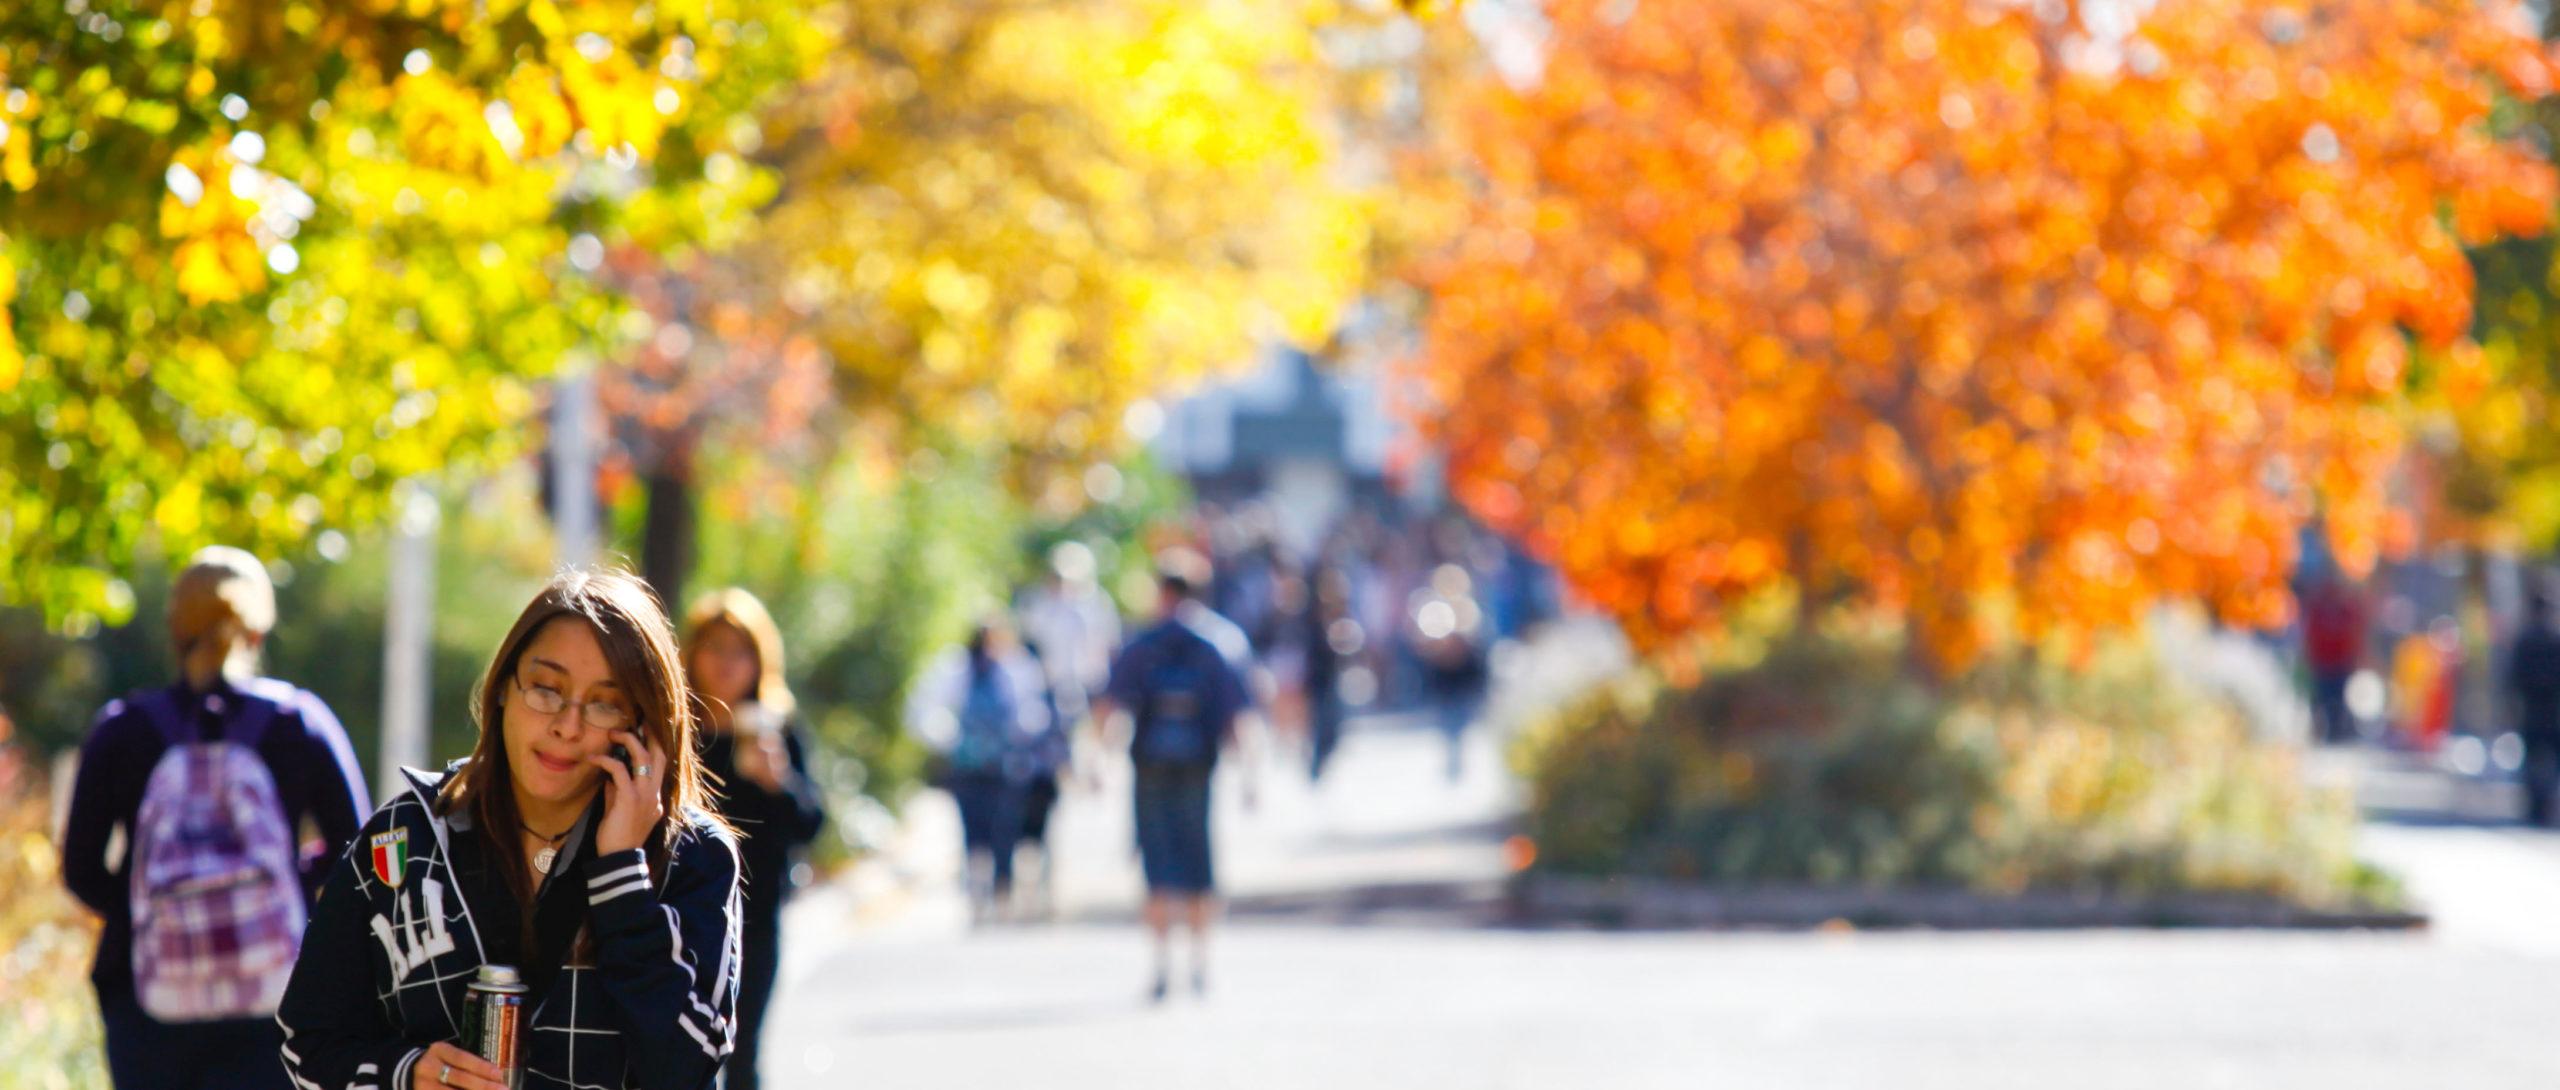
(591, 729, 664, 856)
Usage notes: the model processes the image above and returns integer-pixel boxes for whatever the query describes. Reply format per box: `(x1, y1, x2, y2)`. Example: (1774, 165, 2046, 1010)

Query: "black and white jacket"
(277, 766, 742, 1090)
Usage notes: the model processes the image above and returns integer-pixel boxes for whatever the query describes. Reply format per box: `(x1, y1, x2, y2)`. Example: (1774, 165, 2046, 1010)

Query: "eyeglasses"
(514, 676, 634, 733)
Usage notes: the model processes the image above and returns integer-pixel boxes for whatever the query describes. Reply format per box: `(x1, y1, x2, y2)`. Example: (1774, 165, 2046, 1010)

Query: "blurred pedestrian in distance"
(276, 569, 741, 1090)
(2505, 589, 2560, 826)
(1013, 543, 1117, 914)
(1412, 562, 1490, 782)
(2302, 573, 2369, 744)
(1097, 548, 1253, 1002)
(1302, 558, 1359, 782)
(61, 545, 370, 1090)
(1373, 530, 1428, 707)
(2393, 617, 2463, 750)
(1017, 541, 1121, 743)
(907, 617, 1051, 923)
(1007, 637, 1075, 919)
(682, 588, 827, 1090)
(1213, 533, 1282, 661)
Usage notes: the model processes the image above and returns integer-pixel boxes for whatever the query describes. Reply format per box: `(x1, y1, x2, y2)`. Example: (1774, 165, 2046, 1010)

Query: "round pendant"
(534, 846, 557, 873)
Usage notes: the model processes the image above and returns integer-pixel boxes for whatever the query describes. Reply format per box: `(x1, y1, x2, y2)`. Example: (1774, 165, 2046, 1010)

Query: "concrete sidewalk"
(2313, 745, 2560, 958)
(742, 628, 2560, 1089)
(754, 725, 2560, 1090)
(776, 711, 1523, 961)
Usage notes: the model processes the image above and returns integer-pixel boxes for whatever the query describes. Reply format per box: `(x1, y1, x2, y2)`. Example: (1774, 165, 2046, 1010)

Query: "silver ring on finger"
(634, 763, 652, 777)
(440, 1063, 452, 1085)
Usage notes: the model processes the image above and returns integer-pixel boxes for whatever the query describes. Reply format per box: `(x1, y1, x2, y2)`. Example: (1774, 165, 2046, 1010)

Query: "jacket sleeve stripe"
(678, 1012, 719, 1059)
(588, 862, 648, 890)
(590, 876, 652, 904)
(277, 1018, 323, 1090)
(661, 905, 733, 1056)
(391, 1046, 423, 1090)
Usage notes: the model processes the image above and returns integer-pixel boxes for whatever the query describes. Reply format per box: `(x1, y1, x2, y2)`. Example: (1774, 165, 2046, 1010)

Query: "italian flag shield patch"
(370, 829, 410, 888)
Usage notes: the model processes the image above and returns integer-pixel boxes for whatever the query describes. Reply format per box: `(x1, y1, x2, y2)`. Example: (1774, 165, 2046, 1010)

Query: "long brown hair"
(439, 569, 723, 946)
(680, 587, 797, 721)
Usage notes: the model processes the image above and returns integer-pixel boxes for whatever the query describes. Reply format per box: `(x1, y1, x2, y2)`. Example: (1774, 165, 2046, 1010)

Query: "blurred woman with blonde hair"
(681, 587, 826, 1090)
(62, 546, 370, 1089)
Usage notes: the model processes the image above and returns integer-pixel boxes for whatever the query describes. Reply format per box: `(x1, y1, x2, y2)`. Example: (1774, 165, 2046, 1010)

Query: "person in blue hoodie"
(276, 570, 742, 1090)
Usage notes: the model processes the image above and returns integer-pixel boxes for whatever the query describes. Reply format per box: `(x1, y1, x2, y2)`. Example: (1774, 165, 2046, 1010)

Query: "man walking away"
(1099, 548, 1252, 1002)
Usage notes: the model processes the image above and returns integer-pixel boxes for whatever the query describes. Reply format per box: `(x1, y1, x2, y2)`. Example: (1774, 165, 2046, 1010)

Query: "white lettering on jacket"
(368, 876, 457, 980)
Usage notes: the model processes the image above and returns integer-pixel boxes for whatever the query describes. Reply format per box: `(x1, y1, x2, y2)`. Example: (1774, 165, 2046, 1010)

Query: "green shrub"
(1514, 621, 2382, 908)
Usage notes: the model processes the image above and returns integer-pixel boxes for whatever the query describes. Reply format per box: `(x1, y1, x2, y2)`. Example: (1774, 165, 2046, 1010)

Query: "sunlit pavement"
(2337, 746, 2560, 961)
(749, 716, 2560, 1090)
(763, 922, 2550, 1090)
(761, 613, 2560, 1090)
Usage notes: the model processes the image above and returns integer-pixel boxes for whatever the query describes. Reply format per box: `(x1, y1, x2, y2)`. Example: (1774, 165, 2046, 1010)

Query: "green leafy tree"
(0, 0, 820, 630)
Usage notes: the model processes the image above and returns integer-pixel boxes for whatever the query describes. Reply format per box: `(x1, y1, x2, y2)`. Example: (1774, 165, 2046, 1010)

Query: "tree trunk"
(640, 467, 696, 614)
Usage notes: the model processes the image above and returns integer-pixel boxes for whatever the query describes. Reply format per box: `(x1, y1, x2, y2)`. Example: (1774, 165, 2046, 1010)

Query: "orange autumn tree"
(1415, 0, 2558, 670)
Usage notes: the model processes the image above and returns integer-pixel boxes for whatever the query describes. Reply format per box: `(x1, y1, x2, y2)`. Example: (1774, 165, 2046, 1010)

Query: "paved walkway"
(749, 625, 2560, 1089)
(2325, 745, 2560, 959)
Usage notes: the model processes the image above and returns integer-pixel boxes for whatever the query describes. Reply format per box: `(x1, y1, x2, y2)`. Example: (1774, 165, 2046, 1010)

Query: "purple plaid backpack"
(126, 689, 307, 1022)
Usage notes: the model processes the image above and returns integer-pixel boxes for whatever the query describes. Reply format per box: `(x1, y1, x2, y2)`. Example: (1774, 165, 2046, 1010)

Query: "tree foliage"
(744, 0, 1370, 485)
(1415, 0, 2557, 669)
(0, 0, 819, 628)
(475, 0, 1382, 610)
(2432, 8, 2560, 554)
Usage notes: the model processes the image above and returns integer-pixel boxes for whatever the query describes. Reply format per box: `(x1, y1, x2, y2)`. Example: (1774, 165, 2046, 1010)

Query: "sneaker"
(1148, 971, 1171, 1004)
(1190, 966, 1209, 997)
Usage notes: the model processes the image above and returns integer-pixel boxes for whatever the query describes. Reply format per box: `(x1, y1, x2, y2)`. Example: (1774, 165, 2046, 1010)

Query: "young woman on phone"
(276, 570, 742, 1090)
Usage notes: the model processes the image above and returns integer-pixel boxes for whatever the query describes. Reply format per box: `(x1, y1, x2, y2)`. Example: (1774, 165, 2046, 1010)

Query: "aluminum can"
(463, 963, 528, 1089)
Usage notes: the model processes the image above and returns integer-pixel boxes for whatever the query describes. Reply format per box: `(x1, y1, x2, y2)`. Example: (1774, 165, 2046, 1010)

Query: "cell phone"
(607, 742, 631, 770)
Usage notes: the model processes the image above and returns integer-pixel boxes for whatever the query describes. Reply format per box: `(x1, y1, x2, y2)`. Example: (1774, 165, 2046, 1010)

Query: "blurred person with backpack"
(907, 618, 1051, 922)
(1096, 548, 1252, 1002)
(61, 546, 371, 1089)
(682, 588, 827, 1090)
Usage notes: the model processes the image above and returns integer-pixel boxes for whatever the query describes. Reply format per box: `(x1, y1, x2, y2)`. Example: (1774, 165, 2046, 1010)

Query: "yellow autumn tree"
(744, 0, 1370, 496)
(1415, 0, 2556, 670)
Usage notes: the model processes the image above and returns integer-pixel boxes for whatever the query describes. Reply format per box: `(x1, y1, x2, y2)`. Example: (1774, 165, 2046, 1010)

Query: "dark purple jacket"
(60, 676, 370, 995)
